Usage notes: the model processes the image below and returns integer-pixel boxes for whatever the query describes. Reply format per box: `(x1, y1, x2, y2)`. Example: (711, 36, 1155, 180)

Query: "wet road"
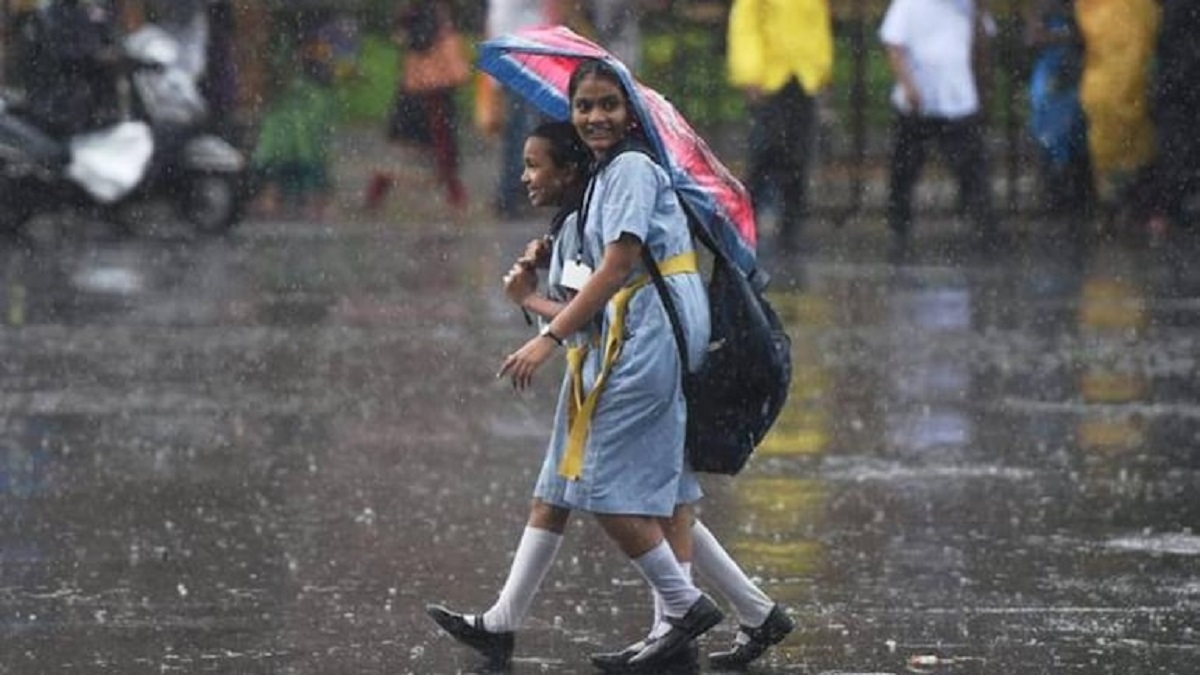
(0, 216, 1198, 674)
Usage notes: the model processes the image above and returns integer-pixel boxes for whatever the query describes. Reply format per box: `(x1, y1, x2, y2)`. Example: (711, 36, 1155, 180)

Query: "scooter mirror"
(124, 25, 180, 66)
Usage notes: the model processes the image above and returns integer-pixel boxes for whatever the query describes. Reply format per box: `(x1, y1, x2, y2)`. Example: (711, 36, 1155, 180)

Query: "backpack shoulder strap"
(641, 246, 690, 375)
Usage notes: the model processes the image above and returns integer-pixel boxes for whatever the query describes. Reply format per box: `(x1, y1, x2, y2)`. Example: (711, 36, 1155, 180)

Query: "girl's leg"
(594, 514, 699, 616)
(591, 506, 697, 669)
(693, 519, 795, 667)
(692, 519, 774, 625)
(593, 513, 722, 666)
(478, 501, 570, 631)
(426, 501, 570, 665)
(620, 507, 780, 637)
(594, 511, 792, 670)
(648, 504, 695, 638)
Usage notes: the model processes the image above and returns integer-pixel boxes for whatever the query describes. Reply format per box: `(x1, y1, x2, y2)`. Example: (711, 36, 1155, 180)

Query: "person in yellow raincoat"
(727, 0, 833, 251)
(1074, 0, 1160, 203)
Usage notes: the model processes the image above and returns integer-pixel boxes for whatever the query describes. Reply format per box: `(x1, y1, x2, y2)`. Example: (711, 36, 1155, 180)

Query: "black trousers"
(887, 113, 996, 236)
(746, 79, 816, 242)
(1151, 0, 1200, 224)
(1153, 109, 1200, 224)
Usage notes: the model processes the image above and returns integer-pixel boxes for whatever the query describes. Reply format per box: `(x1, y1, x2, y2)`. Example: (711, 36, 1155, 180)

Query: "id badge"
(560, 259, 593, 291)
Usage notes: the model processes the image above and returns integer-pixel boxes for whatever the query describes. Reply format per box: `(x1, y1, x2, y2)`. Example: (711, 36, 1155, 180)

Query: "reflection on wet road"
(0, 221, 1197, 673)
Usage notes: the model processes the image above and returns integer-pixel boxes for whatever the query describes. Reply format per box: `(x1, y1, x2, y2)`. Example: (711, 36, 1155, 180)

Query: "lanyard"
(574, 173, 600, 264)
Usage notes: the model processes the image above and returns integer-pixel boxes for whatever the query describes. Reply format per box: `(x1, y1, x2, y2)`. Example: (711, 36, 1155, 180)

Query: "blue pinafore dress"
(532, 152, 709, 518)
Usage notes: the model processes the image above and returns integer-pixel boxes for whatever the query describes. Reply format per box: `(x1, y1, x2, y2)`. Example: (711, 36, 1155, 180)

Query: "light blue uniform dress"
(532, 152, 709, 518)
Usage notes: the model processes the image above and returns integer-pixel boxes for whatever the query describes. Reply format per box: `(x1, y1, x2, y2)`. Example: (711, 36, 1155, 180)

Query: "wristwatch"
(539, 324, 565, 346)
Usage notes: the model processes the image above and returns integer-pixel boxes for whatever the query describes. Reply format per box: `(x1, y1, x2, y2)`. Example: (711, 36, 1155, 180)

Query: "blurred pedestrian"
(486, 0, 562, 219)
(1145, 0, 1199, 235)
(1074, 0, 1159, 220)
(365, 1, 469, 212)
(727, 0, 834, 252)
(880, 0, 1002, 250)
(431, 59, 725, 672)
(1024, 0, 1092, 219)
(427, 121, 793, 672)
(586, 0, 645, 73)
(249, 24, 338, 220)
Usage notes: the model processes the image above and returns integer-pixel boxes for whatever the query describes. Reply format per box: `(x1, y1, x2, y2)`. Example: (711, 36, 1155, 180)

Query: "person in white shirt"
(587, 0, 643, 73)
(880, 0, 1001, 249)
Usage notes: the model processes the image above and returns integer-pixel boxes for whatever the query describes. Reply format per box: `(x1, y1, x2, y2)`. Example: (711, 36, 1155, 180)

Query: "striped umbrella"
(478, 26, 760, 277)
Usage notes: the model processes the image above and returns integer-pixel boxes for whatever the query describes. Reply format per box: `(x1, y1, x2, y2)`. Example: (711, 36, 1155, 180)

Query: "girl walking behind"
(427, 62, 792, 672)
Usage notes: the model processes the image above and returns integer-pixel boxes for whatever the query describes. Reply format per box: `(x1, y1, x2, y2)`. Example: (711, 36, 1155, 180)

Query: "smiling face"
(521, 136, 576, 208)
(570, 73, 633, 159)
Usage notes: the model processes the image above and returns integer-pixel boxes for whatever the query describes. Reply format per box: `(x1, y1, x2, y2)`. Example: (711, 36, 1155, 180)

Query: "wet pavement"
(0, 208, 1198, 674)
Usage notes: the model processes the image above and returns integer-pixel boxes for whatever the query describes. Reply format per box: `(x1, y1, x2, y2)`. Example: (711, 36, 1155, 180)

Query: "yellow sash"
(558, 251, 699, 479)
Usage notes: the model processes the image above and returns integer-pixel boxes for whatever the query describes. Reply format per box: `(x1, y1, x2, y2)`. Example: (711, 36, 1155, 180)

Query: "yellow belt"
(558, 251, 699, 480)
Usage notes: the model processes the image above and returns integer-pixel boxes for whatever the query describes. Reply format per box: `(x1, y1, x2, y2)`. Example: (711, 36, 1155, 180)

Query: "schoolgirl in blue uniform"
(500, 59, 721, 669)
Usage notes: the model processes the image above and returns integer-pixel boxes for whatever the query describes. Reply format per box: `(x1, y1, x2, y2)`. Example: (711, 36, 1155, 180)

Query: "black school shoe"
(590, 637, 699, 673)
(707, 603, 795, 670)
(622, 595, 722, 669)
(425, 604, 515, 667)
(590, 639, 647, 670)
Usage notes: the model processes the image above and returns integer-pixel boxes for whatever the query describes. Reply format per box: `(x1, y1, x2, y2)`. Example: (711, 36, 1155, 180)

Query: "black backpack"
(643, 210, 792, 475)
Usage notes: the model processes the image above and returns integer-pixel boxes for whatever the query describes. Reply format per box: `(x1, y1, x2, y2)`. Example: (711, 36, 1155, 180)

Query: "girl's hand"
(497, 334, 558, 390)
(518, 236, 552, 270)
(502, 263, 538, 305)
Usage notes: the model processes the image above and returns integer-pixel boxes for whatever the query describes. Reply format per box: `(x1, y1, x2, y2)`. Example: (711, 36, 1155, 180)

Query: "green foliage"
(642, 28, 743, 129)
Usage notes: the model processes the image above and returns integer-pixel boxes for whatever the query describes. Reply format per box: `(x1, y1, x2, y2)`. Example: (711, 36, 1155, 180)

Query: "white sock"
(630, 541, 701, 619)
(480, 527, 562, 632)
(646, 561, 691, 640)
(692, 520, 774, 628)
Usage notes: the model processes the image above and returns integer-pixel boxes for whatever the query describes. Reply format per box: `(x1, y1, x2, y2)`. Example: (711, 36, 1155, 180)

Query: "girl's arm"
(521, 294, 567, 322)
(503, 236, 563, 320)
(545, 234, 639, 338)
(502, 263, 567, 321)
(498, 234, 641, 390)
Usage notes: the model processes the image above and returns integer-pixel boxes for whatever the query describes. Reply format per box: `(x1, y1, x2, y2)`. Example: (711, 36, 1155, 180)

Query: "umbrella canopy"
(478, 26, 759, 277)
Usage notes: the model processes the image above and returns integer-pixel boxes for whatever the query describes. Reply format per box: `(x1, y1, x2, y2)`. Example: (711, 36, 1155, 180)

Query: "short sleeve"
(879, 0, 909, 47)
(596, 153, 662, 246)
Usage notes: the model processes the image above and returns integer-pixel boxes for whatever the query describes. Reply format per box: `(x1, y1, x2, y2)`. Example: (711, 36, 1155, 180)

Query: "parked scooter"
(0, 24, 247, 236)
